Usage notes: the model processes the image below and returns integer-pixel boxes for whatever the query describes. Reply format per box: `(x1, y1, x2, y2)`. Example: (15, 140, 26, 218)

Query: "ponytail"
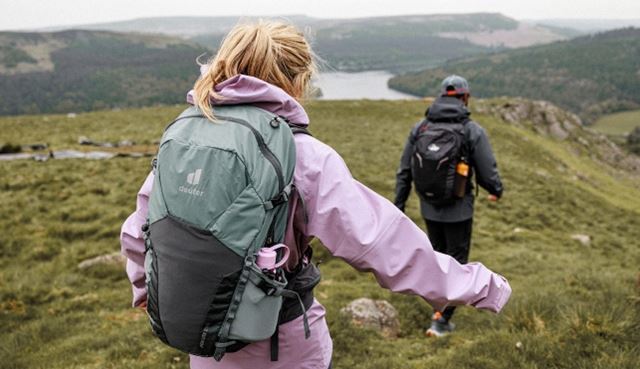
(192, 21, 316, 121)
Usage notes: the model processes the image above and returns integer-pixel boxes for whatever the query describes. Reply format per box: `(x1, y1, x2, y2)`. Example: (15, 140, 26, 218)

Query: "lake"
(314, 71, 418, 100)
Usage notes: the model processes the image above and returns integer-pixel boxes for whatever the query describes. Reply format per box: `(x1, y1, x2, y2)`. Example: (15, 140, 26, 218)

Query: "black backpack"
(411, 119, 468, 206)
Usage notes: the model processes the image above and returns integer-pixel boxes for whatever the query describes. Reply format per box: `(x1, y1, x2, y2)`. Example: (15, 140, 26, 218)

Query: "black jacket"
(394, 96, 503, 222)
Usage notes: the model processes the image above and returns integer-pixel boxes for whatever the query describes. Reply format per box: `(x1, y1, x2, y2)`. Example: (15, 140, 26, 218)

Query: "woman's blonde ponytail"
(192, 21, 316, 121)
(193, 73, 216, 121)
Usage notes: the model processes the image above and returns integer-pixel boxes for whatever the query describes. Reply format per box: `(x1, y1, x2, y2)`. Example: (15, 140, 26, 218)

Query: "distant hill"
(532, 18, 640, 33)
(307, 13, 512, 72)
(44, 15, 321, 37)
(388, 28, 640, 123)
(0, 30, 205, 115)
(52, 13, 575, 73)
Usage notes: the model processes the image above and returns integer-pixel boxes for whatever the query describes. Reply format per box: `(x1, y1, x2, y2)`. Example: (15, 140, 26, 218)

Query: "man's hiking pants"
(424, 218, 473, 322)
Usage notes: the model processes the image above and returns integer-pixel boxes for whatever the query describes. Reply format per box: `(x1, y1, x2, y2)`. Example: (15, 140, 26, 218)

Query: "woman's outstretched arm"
(295, 135, 511, 312)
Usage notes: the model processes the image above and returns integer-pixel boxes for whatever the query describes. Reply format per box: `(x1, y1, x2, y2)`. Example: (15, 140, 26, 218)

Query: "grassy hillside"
(0, 30, 205, 116)
(1, 100, 639, 368)
(389, 28, 640, 124)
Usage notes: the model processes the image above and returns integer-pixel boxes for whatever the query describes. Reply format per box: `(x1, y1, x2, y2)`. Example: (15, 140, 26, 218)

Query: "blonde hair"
(194, 21, 316, 120)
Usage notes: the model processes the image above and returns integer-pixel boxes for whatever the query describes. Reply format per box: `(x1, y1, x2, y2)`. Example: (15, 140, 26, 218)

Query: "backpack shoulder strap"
(287, 123, 312, 136)
(459, 119, 471, 159)
(411, 119, 429, 140)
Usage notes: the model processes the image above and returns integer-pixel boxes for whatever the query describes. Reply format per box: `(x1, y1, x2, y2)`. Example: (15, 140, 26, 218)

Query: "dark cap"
(440, 75, 470, 96)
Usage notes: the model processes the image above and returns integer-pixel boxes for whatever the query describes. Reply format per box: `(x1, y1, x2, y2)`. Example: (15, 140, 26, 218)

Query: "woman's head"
(194, 21, 316, 119)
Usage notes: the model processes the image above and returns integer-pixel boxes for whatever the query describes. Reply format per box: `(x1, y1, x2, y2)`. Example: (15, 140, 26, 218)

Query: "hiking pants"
(424, 218, 473, 322)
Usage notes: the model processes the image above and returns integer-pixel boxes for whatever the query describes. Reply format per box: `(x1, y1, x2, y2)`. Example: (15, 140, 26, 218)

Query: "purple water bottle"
(256, 244, 290, 272)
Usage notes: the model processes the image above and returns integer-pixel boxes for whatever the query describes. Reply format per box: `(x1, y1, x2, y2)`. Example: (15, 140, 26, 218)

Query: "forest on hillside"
(0, 31, 204, 116)
(388, 28, 640, 124)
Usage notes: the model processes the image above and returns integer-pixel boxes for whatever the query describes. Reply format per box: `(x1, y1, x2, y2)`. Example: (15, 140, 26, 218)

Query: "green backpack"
(142, 105, 316, 361)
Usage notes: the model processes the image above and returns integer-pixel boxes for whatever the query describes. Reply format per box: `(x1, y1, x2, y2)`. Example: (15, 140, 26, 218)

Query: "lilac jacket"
(121, 75, 511, 369)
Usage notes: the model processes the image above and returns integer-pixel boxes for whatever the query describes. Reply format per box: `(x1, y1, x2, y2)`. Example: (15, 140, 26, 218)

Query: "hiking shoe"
(425, 312, 455, 337)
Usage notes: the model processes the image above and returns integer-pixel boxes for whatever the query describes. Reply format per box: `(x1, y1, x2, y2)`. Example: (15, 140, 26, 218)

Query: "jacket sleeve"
(120, 172, 154, 307)
(393, 128, 416, 212)
(296, 137, 511, 313)
(469, 124, 503, 198)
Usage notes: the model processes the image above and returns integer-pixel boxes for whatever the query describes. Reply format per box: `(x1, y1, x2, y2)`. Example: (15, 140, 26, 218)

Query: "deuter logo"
(187, 169, 202, 185)
(179, 169, 205, 197)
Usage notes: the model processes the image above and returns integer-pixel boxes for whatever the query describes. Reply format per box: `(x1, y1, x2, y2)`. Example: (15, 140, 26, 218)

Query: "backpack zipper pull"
(269, 116, 281, 128)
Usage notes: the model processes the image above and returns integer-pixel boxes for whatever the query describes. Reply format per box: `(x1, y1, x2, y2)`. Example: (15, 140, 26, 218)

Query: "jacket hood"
(426, 96, 471, 123)
(186, 74, 310, 125)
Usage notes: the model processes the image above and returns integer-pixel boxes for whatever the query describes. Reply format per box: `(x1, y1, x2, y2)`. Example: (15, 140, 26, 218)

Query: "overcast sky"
(1, 0, 640, 31)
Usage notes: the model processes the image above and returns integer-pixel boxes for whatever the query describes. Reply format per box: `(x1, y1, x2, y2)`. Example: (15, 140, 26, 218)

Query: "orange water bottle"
(454, 161, 469, 198)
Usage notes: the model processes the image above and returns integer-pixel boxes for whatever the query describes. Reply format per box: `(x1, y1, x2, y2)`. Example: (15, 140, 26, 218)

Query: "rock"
(78, 252, 126, 270)
(118, 140, 135, 147)
(570, 234, 591, 246)
(484, 97, 640, 175)
(562, 119, 578, 132)
(494, 99, 582, 137)
(340, 298, 400, 338)
(549, 122, 569, 140)
(577, 137, 590, 147)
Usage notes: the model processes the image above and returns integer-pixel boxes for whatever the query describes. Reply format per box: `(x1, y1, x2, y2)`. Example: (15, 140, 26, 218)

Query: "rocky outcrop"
(340, 298, 400, 338)
(475, 98, 582, 140)
(475, 98, 640, 174)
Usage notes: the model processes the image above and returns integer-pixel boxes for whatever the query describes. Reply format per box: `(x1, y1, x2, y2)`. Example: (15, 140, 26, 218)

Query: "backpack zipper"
(166, 112, 287, 192)
(414, 152, 423, 168)
(215, 115, 286, 192)
(436, 157, 449, 171)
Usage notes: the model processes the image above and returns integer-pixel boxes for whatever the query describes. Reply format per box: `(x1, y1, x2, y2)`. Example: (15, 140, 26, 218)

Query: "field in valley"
(592, 109, 640, 135)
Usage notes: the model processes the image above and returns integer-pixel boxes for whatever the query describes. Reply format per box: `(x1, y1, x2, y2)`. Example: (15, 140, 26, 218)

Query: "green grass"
(1, 100, 639, 369)
(592, 109, 640, 136)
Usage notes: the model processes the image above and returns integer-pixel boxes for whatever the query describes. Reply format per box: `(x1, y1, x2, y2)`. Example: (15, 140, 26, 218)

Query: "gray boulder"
(570, 234, 591, 246)
(78, 252, 126, 270)
(340, 298, 400, 338)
